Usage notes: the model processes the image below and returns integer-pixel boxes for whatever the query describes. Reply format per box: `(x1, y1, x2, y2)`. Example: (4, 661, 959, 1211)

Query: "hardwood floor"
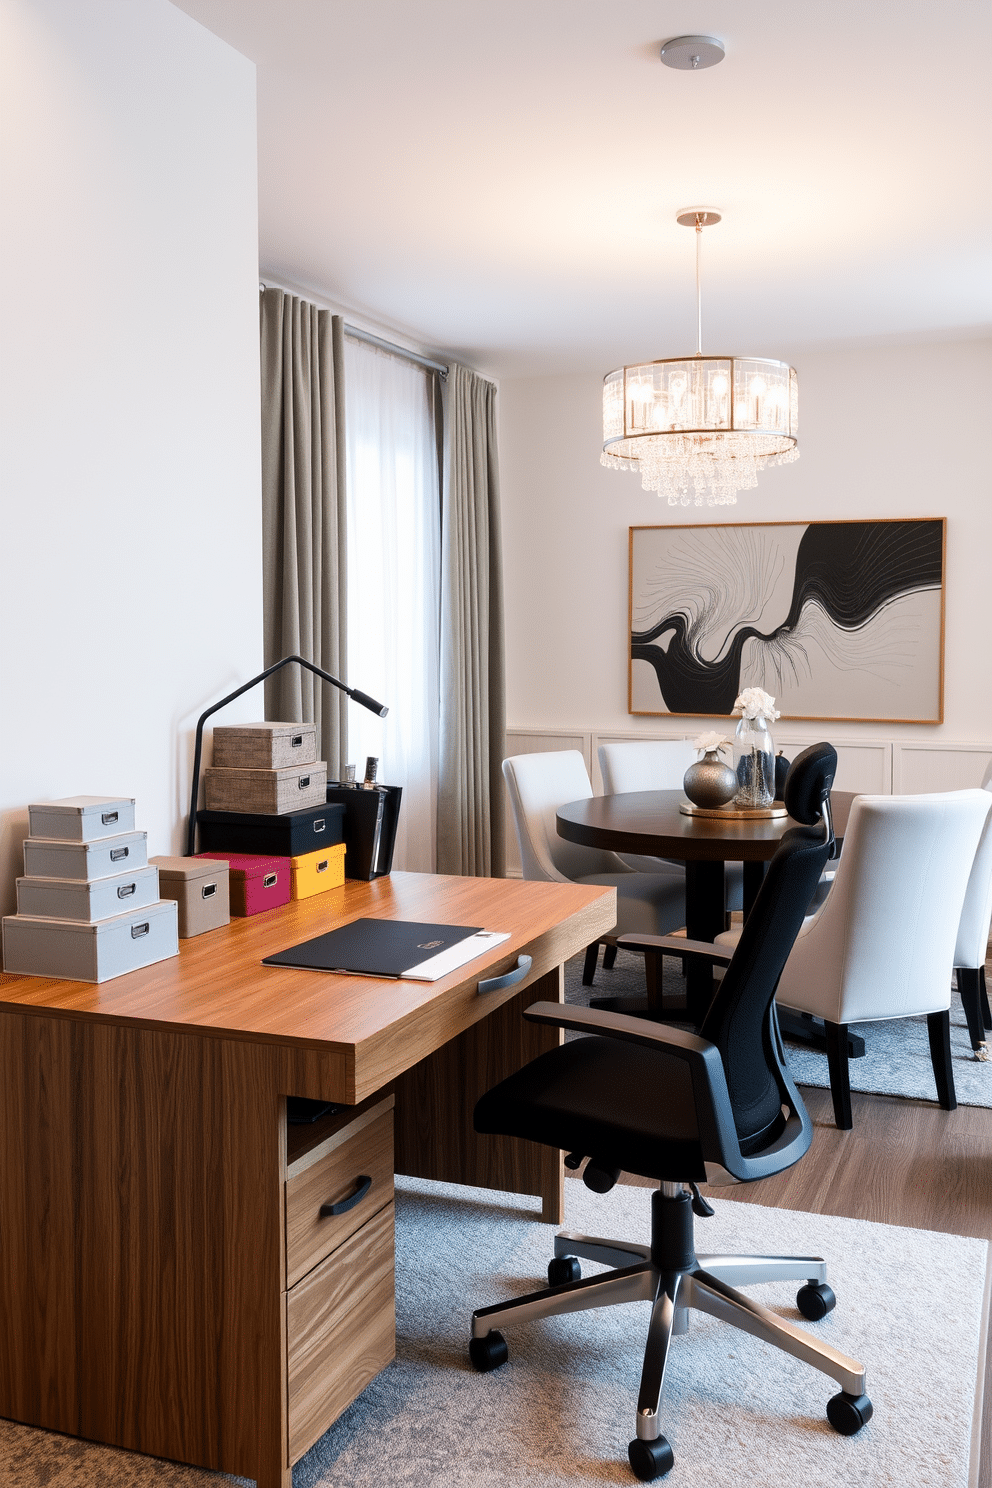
(604, 1082, 992, 1487)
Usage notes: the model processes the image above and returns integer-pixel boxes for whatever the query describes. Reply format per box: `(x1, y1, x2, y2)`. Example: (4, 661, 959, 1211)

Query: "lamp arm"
(185, 654, 388, 856)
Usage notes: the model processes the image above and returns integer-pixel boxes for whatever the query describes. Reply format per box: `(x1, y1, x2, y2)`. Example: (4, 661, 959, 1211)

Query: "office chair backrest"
(779, 788, 991, 1024)
(502, 751, 629, 882)
(597, 738, 697, 795)
(698, 743, 837, 1154)
(953, 762, 992, 968)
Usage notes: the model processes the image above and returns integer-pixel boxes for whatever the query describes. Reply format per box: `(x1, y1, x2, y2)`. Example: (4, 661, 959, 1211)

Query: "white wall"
(0, 0, 263, 915)
(499, 338, 992, 773)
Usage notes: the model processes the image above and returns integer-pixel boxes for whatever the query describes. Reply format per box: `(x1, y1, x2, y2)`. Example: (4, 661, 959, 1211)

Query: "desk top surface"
(0, 872, 613, 1054)
(557, 789, 854, 861)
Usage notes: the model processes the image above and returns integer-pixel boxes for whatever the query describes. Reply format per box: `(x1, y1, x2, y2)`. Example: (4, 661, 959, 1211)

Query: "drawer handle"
(298, 775, 311, 789)
(292, 734, 303, 747)
(313, 818, 325, 833)
(131, 922, 150, 939)
(101, 811, 119, 826)
(117, 882, 136, 899)
(478, 954, 532, 996)
(320, 1174, 372, 1218)
(263, 873, 278, 888)
(316, 858, 328, 873)
(201, 882, 217, 899)
(110, 846, 129, 862)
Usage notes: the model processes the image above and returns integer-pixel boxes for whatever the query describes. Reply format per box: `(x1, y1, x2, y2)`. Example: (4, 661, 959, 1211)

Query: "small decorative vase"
(683, 749, 738, 809)
(734, 715, 775, 808)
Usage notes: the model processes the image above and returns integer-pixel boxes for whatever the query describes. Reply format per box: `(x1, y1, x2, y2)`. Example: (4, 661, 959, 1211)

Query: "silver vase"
(683, 749, 738, 808)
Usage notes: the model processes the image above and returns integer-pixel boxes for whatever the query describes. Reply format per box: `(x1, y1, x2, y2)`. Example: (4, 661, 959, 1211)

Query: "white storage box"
(23, 831, 148, 881)
(27, 796, 136, 842)
(15, 865, 160, 922)
(2, 899, 179, 983)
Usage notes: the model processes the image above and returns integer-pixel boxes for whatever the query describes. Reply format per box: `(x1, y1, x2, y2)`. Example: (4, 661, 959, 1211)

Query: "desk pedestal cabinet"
(0, 871, 613, 1487)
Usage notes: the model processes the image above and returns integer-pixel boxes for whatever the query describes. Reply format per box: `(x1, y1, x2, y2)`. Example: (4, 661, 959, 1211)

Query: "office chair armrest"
(523, 1001, 748, 1177)
(615, 933, 733, 965)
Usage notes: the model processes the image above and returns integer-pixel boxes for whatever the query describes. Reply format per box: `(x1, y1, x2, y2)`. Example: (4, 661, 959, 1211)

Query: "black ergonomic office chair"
(468, 744, 872, 1483)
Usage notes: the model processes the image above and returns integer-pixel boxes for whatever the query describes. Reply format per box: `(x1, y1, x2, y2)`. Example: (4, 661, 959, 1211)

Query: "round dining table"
(557, 788, 853, 1020)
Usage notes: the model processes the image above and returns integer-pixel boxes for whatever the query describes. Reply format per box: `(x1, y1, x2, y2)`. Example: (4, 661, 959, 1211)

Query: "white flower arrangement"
(732, 687, 781, 722)
(693, 730, 731, 756)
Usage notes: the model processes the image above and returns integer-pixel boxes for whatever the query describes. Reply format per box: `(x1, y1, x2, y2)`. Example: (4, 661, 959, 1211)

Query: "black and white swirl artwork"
(629, 519, 944, 721)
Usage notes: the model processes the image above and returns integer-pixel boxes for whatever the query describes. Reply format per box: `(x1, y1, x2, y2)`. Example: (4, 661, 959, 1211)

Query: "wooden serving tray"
(679, 801, 788, 820)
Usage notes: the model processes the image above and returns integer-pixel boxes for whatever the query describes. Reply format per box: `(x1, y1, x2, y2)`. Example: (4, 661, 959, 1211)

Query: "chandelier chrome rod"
(695, 215, 703, 356)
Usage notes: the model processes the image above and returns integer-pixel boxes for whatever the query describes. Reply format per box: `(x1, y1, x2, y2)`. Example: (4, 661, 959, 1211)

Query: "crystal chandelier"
(601, 209, 799, 507)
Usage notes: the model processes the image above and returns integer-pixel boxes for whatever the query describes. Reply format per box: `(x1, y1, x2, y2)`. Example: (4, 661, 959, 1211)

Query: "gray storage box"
(150, 856, 230, 938)
(27, 795, 136, 842)
(2, 899, 179, 983)
(23, 830, 148, 881)
(16, 865, 160, 922)
(203, 763, 327, 815)
(212, 722, 318, 770)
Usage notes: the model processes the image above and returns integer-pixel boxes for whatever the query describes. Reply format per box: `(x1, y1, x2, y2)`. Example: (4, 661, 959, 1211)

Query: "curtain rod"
(343, 323, 449, 382)
(260, 281, 448, 381)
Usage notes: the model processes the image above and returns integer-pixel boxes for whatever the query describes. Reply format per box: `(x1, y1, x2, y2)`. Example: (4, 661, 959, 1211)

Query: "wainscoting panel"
(893, 743, 992, 793)
(774, 737, 893, 795)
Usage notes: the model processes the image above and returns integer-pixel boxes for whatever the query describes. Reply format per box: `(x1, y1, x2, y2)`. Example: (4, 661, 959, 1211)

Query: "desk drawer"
(285, 1108, 393, 1288)
(286, 1199, 395, 1465)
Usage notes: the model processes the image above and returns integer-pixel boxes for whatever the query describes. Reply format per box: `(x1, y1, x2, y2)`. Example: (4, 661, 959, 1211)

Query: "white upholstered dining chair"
(597, 738, 744, 912)
(773, 789, 992, 1128)
(502, 750, 686, 987)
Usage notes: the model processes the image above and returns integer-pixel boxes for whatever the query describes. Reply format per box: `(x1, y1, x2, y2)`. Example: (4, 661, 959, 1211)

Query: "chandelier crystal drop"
(601, 211, 799, 506)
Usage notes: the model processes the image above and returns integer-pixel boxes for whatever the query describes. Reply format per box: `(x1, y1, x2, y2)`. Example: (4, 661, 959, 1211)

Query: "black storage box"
(195, 802, 345, 859)
(325, 785, 402, 880)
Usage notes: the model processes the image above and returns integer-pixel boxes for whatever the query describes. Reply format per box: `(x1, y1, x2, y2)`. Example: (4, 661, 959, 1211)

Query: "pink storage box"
(195, 852, 290, 917)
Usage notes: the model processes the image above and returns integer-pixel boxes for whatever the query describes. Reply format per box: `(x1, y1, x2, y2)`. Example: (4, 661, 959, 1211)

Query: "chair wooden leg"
(823, 1021, 853, 1130)
(926, 1009, 957, 1110)
(980, 966, 991, 1030)
(957, 968, 986, 1051)
(582, 943, 600, 986)
(602, 943, 617, 970)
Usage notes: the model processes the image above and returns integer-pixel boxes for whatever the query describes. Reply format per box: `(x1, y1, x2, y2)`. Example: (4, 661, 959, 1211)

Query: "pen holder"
(326, 784, 403, 880)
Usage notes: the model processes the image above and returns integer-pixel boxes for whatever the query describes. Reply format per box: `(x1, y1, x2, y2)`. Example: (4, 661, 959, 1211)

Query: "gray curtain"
(259, 289, 348, 776)
(436, 364, 506, 876)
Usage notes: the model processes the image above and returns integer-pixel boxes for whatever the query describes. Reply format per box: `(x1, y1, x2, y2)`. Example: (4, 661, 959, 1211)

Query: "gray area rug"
(570, 949, 992, 1109)
(2, 1179, 988, 1487)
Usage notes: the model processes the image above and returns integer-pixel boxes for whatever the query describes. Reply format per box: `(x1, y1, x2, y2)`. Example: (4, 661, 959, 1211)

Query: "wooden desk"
(0, 871, 614, 1487)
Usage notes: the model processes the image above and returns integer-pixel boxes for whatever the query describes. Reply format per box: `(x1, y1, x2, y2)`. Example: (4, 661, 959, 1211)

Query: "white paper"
(402, 929, 511, 981)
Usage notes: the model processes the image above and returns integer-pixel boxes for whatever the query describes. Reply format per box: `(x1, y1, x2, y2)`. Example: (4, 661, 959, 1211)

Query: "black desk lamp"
(184, 654, 388, 856)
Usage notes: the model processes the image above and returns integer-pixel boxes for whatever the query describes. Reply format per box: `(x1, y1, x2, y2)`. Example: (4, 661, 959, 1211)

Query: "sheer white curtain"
(344, 340, 440, 872)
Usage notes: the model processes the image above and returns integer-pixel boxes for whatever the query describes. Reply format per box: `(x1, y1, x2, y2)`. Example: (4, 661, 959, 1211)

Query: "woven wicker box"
(212, 722, 317, 770)
(203, 763, 327, 815)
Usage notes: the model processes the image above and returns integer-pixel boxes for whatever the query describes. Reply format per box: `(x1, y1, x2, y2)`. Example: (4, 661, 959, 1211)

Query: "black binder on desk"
(326, 784, 402, 879)
(262, 917, 509, 981)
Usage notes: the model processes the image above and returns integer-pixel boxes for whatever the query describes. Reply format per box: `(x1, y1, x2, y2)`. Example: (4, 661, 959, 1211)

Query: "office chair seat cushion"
(474, 1035, 707, 1183)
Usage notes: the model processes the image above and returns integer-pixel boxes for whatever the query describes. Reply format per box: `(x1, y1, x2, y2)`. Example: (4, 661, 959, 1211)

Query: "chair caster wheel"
(548, 1255, 581, 1286)
(628, 1435, 674, 1481)
(827, 1390, 873, 1435)
(469, 1330, 508, 1373)
(796, 1281, 836, 1320)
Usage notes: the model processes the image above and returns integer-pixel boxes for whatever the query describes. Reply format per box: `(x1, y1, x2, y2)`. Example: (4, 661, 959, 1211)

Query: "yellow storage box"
(291, 842, 346, 900)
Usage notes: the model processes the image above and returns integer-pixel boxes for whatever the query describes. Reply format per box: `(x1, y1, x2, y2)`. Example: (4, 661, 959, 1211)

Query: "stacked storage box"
(2, 796, 179, 982)
(198, 723, 345, 904)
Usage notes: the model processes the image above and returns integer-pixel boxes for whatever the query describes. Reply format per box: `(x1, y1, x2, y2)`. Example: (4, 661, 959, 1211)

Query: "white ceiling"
(173, 0, 991, 377)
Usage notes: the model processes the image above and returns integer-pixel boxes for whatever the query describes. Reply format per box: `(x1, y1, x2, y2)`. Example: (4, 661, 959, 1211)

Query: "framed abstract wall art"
(629, 518, 945, 722)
